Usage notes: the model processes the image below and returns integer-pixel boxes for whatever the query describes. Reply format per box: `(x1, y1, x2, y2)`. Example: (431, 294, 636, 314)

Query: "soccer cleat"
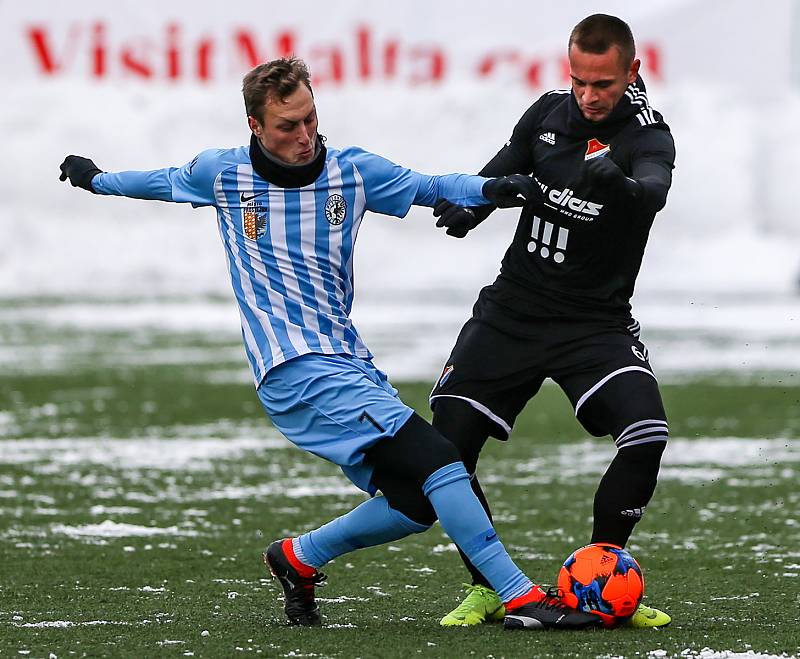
(264, 538, 327, 626)
(439, 584, 506, 627)
(503, 586, 603, 631)
(625, 603, 672, 628)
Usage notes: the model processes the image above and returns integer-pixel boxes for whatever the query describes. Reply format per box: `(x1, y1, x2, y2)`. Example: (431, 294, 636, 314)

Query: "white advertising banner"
(0, 0, 798, 305)
(0, 0, 792, 89)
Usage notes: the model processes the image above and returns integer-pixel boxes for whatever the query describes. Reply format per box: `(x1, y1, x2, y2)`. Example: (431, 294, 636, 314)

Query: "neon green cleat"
(625, 603, 672, 628)
(440, 584, 506, 627)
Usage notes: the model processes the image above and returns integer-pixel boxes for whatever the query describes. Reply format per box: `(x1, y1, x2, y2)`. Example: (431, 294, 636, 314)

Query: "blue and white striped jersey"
(93, 145, 490, 385)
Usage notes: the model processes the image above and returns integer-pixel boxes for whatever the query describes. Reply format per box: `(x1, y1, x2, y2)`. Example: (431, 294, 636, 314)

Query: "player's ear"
(628, 58, 641, 84)
(248, 115, 262, 137)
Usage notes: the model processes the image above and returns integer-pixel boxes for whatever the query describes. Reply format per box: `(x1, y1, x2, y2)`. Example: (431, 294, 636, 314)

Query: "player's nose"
(585, 86, 600, 103)
(297, 124, 311, 146)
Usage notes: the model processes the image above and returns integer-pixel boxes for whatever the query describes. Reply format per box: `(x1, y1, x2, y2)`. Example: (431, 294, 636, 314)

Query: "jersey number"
(359, 411, 385, 433)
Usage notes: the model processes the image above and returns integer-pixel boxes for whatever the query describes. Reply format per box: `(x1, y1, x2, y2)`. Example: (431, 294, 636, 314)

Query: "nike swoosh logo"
(278, 575, 295, 589)
(485, 532, 497, 542)
(241, 190, 268, 202)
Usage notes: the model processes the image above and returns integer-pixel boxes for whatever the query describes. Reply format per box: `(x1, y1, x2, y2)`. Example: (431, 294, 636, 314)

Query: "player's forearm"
(628, 161, 672, 213)
(92, 168, 178, 202)
(412, 173, 490, 208)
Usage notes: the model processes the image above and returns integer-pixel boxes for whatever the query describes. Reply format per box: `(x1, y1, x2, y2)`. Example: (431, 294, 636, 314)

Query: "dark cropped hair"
(569, 14, 636, 67)
(242, 57, 313, 123)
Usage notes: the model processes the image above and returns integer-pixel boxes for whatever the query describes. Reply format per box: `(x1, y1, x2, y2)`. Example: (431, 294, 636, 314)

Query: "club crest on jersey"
(438, 365, 454, 387)
(585, 138, 611, 161)
(325, 194, 347, 225)
(243, 201, 268, 240)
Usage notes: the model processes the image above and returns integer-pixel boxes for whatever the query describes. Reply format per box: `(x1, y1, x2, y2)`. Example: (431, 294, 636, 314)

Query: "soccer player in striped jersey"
(429, 15, 674, 628)
(58, 57, 602, 631)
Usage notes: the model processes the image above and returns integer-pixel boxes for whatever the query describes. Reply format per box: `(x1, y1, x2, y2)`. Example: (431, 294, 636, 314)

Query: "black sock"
(591, 441, 666, 547)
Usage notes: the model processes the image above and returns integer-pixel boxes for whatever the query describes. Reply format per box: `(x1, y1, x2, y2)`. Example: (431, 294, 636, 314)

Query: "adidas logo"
(621, 507, 646, 518)
(539, 132, 556, 145)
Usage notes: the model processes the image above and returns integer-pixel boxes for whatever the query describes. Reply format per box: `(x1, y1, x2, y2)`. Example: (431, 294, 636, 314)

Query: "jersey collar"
(248, 134, 327, 188)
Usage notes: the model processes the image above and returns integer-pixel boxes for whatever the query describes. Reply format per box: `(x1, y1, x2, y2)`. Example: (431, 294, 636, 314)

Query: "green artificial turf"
(1, 330, 798, 658)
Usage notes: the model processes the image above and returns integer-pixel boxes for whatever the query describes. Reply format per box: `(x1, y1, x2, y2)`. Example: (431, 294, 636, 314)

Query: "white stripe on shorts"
(574, 366, 656, 417)
(429, 394, 512, 436)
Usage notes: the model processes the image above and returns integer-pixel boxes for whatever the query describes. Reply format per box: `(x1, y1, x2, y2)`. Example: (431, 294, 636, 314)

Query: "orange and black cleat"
(263, 538, 327, 626)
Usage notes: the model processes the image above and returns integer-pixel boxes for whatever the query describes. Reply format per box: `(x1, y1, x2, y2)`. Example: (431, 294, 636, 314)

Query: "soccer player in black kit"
(431, 14, 675, 628)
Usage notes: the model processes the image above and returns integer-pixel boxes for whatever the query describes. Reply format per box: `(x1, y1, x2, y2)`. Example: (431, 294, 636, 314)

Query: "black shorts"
(430, 297, 667, 444)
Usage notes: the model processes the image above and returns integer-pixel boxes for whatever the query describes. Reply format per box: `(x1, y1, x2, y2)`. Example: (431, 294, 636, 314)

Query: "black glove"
(581, 156, 641, 200)
(433, 199, 481, 238)
(482, 174, 541, 208)
(59, 155, 102, 193)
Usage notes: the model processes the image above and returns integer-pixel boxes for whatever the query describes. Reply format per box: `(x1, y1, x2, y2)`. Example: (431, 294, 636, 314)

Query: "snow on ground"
(0, 437, 796, 484)
(2, 291, 800, 380)
(14, 620, 129, 628)
(512, 438, 800, 483)
(0, 435, 289, 470)
(50, 520, 198, 538)
(659, 651, 798, 659)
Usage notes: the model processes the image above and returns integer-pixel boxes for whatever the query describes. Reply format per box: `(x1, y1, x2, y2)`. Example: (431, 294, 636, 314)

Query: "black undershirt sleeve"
(630, 159, 672, 214)
(478, 102, 539, 177)
(469, 101, 542, 223)
(627, 127, 675, 214)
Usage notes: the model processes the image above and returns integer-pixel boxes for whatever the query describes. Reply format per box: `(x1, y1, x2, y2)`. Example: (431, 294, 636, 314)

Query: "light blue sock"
(297, 495, 429, 568)
(423, 461, 533, 603)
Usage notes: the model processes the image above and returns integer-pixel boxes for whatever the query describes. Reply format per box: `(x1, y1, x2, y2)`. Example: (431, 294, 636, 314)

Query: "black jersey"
(476, 76, 675, 326)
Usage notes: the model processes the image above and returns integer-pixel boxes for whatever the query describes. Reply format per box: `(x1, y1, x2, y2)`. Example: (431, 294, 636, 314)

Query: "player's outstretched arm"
(433, 175, 544, 238)
(415, 172, 541, 211)
(59, 154, 176, 201)
(344, 148, 540, 224)
(58, 151, 219, 206)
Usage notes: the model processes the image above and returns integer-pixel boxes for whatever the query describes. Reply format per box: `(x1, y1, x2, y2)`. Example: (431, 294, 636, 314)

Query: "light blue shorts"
(257, 353, 415, 493)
